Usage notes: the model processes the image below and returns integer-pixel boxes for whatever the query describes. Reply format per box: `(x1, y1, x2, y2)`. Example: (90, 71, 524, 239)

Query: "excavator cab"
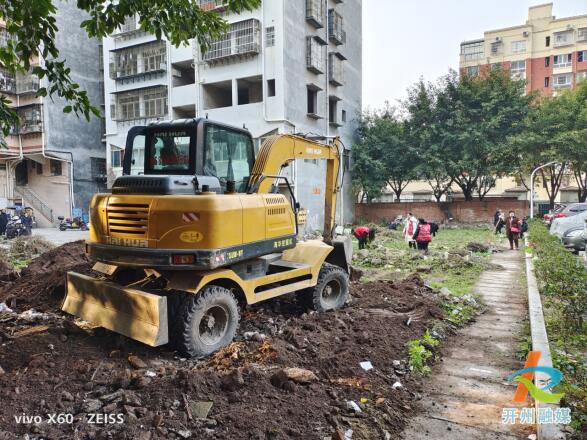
(62, 119, 351, 358)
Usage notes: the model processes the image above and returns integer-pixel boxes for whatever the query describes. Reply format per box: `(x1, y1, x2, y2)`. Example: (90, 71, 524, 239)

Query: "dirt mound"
(0, 241, 92, 311)
(0, 275, 442, 439)
(9, 235, 55, 261)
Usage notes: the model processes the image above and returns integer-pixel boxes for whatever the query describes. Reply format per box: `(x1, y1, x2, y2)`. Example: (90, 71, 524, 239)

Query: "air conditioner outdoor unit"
(495, 37, 502, 42)
(171, 68, 182, 77)
(523, 31, 529, 37)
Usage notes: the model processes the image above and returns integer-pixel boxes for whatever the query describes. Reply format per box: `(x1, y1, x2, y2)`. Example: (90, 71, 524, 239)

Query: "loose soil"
(0, 245, 443, 440)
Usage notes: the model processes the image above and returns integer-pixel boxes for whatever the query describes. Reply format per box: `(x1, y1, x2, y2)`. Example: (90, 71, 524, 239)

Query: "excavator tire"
(299, 263, 349, 312)
(172, 285, 240, 358)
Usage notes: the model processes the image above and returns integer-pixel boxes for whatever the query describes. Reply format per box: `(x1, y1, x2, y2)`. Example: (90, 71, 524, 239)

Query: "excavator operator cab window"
(203, 124, 255, 193)
(149, 133, 190, 172)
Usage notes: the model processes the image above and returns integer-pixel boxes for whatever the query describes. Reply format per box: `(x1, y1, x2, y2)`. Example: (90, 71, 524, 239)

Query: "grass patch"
(407, 329, 440, 376)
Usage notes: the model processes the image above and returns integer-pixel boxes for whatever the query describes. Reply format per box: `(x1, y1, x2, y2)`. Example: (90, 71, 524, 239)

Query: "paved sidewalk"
(402, 250, 534, 439)
(31, 227, 89, 246)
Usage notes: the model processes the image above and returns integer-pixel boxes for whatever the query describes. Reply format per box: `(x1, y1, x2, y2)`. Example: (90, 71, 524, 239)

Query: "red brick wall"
(355, 199, 529, 224)
(529, 56, 552, 96)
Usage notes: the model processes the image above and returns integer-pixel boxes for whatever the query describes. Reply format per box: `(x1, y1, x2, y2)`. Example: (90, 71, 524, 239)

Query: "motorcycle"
(6, 215, 31, 239)
(58, 216, 88, 231)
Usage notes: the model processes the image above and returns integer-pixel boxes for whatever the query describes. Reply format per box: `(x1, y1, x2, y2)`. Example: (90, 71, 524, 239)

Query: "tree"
(352, 107, 416, 202)
(0, 0, 261, 142)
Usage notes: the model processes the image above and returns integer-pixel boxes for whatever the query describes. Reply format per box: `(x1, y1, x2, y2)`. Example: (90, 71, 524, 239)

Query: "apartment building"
(103, 0, 362, 230)
(0, 0, 105, 226)
(460, 3, 587, 96)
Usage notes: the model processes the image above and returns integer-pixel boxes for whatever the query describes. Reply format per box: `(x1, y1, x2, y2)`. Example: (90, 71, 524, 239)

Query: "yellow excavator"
(62, 118, 351, 357)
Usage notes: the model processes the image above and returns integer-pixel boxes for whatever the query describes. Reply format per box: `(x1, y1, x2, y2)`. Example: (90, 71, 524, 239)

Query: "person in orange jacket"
(353, 226, 371, 250)
(412, 218, 432, 253)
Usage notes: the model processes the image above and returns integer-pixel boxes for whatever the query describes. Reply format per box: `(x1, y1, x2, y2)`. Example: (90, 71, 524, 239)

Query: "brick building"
(460, 3, 587, 95)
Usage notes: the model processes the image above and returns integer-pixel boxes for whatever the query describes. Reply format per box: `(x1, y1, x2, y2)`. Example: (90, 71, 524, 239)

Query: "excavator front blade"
(62, 272, 168, 347)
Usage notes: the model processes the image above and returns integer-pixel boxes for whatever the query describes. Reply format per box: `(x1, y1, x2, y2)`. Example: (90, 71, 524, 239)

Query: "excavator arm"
(248, 134, 342, 243)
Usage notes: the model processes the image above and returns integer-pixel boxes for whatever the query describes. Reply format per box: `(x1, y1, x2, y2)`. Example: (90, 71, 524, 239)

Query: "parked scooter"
(58, 216, 88, 231)
(6, 215, 31, 239)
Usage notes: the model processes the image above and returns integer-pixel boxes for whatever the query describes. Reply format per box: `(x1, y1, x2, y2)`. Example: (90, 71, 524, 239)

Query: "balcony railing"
(553, 31, 574, 47)
(110, 41, 167, 80)
(202, 19, 261, 64)
(16, 74, 40, 95)
(328, 10, 345, 45)
(16, 105, 43, 134)
(198, 0, 229, 11)
(19, 121, 43, 134)
(306, 0, 324, 28)
(306, 37, 324, 74)
(112, 86, 168, 122)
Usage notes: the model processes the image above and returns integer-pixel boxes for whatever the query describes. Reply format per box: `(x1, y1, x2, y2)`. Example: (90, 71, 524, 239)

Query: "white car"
(550, 209, 587, 239)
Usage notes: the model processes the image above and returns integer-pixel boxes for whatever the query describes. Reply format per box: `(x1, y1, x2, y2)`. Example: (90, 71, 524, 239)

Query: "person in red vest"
(352, 226, 371, 250)
(412, 218, 433, 253)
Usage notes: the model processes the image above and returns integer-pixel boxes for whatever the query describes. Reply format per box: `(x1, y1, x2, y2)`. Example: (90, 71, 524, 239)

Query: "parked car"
(550, 209, 587, 250)
(543, 204, 566, 227)
(548, 203, 587, 225)
(560, 225, 586, 253)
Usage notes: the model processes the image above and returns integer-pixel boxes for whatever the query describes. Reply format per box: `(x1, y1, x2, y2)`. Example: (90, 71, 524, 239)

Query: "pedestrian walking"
(352, 226, 371, 250)
(520, 216, 529, 239)
(403, 213, 418, 249)
(505, 210, 521, 250)
(495, 210, 505, 235)
(493, 209, 501, 228)
(0, 209, 8, 236)
(413, 218, 433, 253)
(20, 211, 32, 236)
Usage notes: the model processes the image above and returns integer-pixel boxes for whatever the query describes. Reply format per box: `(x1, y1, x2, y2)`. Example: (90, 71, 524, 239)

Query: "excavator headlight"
(172, 254, 196, 265)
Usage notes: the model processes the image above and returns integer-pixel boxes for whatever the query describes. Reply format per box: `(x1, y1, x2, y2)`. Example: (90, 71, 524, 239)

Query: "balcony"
(110, 41, 167, 80)
(328, 10, 345, 45)
(306, 0, 324, 28)
(17, 105, 43, 135)
(0, 69, 16, 94)
(329, 52, 345, 86)
(16, 73, 40, 95)
(553, 31, 574, 48)
(202, 19, 261, 64)
(112, 86, 168, 122)
(198, 0, 229, 11)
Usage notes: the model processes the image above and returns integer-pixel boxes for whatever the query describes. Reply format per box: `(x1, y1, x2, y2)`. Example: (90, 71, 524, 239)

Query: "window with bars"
(329, 53, 344, 86)
(461, 41, 484, 61)
(579, 28, 587, 42)
(110, 41, 167, 79)
(117, 93, 140, 121)
(143, 44, 167, 73)
(0, 68, 16, 94)
(466, 66, 479, 77)
(306, 37, 324, 74)
(143, 89, 168, 118)
(16, 72, 40, 95)
(490, 40, 503, 55)
(306, 0, 324, 28)
(17, 105, 43, 134)
(328, 10, 345, 45)
(119, 15, 137, 34)
(202, 19, 261, 63)
(553, 53, 572, 68)
(265, 26, 275, 47)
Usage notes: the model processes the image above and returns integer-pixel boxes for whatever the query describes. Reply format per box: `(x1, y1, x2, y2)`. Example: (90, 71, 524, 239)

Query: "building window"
(490, 40, 503, 55)
(545, 36, 550, 47)
(267, 79, 276, 97)
(511, 40, 526, 53)
(307, 87, 318, 115)
(143, 89, 168, 117)
(328, 9, 345, 45)
(553, 31, 573, 47)
(466, 66, 479, 77)
(544, 77, 550, 88)
(553, 73, 572, 89)
(579, 28, 587, 42)
(50, 160, 62, 176)
(111, 148, 123, 168)
(265, 26, 275, 47)
(341, 109, 347, 122)
(510, 60, 526, 77)
(329, 53, 345, 86)
(36, 162, 43, 175)
(202, 19, 261, 63)
(578, 51, 586, 63)
(553, 53, 572, 68)
(460, 41, 484, 61)
(545, 56, 550, 67)
(576, 71, 587, 84)
(91, 157, 107, 181)
(0, 68, 16, 94)
(118, 94, 140, 120)
(142, 43, 167, 73)
(306, 37, 325, 73)
(328, 98, 337, 123)
(490, 63, 501, 71)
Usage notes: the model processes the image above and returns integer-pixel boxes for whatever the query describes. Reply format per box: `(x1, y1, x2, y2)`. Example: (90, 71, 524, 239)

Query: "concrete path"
(402, 250, 534, 440)
(31, 227, 88, 246)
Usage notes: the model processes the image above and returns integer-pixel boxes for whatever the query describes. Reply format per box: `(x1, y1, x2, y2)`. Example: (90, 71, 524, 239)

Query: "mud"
(0, 266, 442, 439)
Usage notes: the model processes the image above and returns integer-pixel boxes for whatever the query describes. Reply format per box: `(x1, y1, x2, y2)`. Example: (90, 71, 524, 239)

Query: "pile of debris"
(0, 272, 444, 439)
(0, 241, 92, 312)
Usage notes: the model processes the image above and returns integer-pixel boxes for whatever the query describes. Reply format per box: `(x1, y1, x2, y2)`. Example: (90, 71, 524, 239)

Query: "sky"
(362, 0, 587, 110)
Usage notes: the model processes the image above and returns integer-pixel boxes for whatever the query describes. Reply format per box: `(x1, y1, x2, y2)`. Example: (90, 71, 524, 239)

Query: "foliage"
(407, 338, 434, 376)
(352, 106, 416, 201)
(0, 0, 260, 143)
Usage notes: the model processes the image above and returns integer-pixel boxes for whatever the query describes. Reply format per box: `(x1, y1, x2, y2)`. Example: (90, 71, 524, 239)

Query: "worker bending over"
(353, 226, 375, 250)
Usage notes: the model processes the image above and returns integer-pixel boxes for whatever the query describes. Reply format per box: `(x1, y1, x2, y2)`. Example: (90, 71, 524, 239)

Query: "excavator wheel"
(299, 263, 349, 312)
(172, 285, 240, 358)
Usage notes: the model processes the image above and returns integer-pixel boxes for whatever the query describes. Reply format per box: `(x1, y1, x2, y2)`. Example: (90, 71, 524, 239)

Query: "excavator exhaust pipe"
(62, 272, 169, 347)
